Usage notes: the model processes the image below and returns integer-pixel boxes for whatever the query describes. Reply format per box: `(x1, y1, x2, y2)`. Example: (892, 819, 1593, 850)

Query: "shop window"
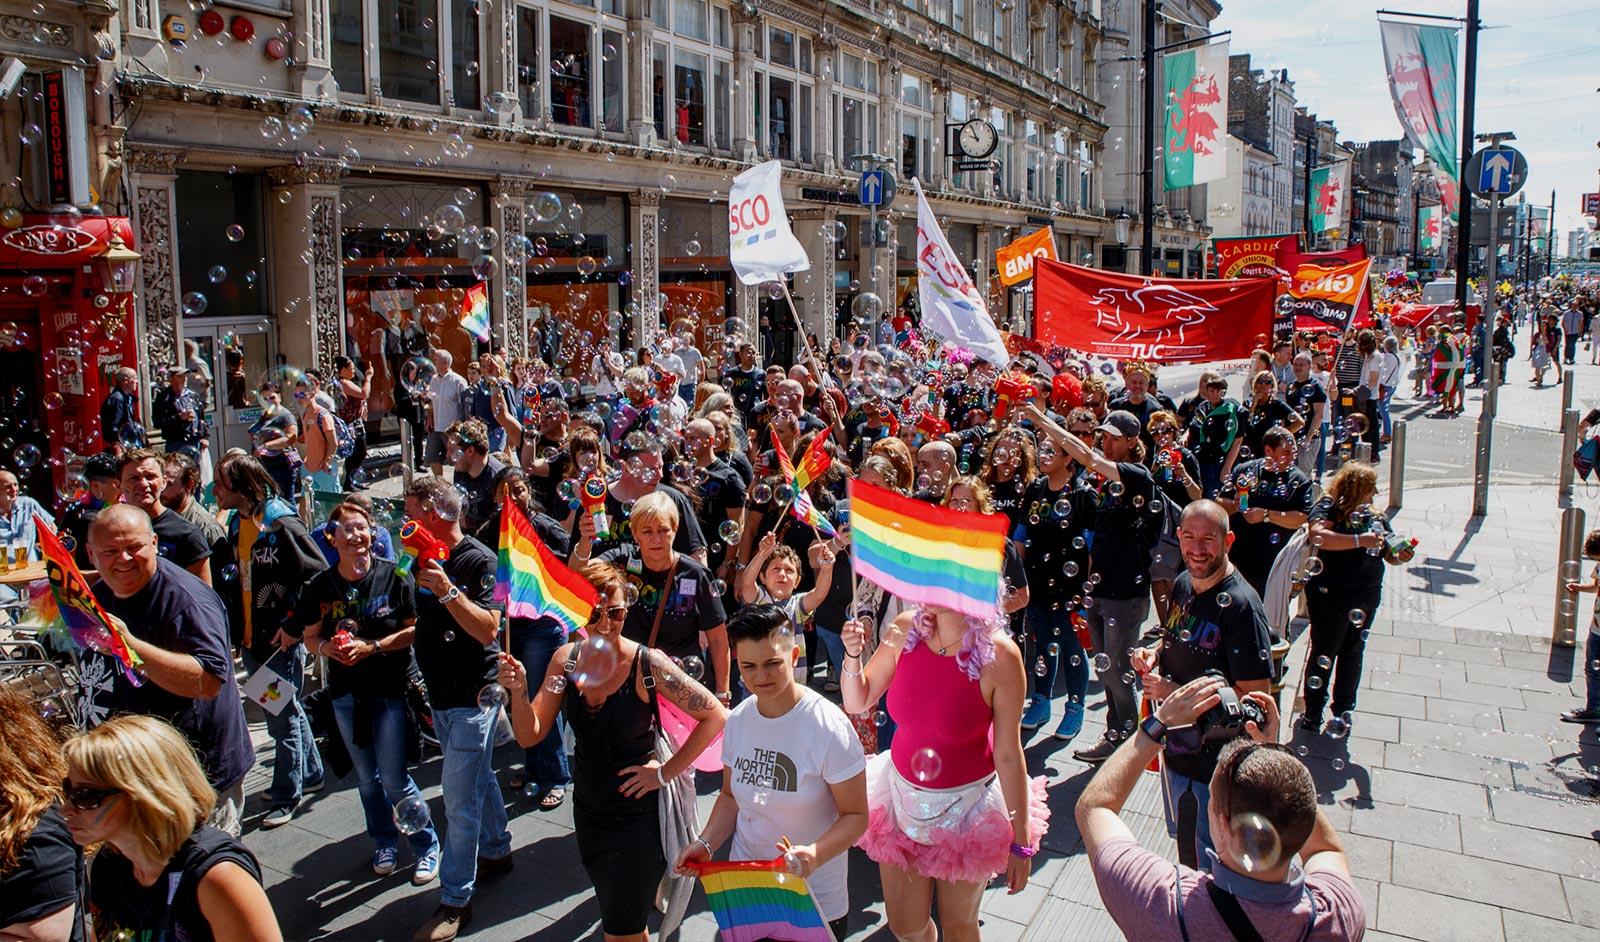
(516, 7, 541, 118)
(652, 43, 668, 140)
(674, 0, 708, 40)
(769, 77, 794, 160)
(379, 0, 440, 104)
(674, 49, 707, 146)
(551, 16, 593, 127)
(451, 0, 481, 109)
(602, 28, 625, 132)
(330, 0, 365, 93)
(713, 60, 731, 151)
(174, 171, 266, 319)
(769, 28, 795, 68)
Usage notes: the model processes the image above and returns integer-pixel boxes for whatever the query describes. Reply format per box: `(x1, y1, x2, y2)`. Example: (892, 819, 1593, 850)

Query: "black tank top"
(89, 825, 261, 942)
(564, 646, 659, 818)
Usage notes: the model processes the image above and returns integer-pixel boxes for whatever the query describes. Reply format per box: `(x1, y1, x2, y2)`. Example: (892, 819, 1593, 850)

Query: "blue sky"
(1212, 0, 1599, 241)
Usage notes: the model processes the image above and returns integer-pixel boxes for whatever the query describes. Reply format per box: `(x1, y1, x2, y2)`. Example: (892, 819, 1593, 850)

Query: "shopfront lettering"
(1, 224, 98, 256)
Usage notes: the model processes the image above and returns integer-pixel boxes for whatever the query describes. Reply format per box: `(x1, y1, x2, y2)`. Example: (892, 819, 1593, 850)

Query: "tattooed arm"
(644, 648, 728, 781)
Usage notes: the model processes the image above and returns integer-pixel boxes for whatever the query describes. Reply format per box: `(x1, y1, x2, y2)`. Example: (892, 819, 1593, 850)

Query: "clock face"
(957, 119, 998, 159)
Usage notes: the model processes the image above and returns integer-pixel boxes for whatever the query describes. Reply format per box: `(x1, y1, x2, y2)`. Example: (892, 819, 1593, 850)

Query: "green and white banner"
(1162, 42, 1228, 191)
(1310, 161, 1348, 234)
(1418, 205, 1444, 252)
(1380, 19, 1460, 221)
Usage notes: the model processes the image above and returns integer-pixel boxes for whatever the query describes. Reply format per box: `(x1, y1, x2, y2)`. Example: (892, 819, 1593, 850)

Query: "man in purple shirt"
(1076, 676, 1367, 941)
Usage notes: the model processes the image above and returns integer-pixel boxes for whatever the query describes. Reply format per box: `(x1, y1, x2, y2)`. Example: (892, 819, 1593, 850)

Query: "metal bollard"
(1563, 371, 1576, 414)
(1386, 420, 1406, 514)
(1554, 506, 1586, 648)
(1559, 408, 1578, 500)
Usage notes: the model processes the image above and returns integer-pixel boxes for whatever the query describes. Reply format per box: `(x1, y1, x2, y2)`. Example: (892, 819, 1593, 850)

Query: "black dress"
(88, 826, 261, 942)
(565, 646, 665, 936)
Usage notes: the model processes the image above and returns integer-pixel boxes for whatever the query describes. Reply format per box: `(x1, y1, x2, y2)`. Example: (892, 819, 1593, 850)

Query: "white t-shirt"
(1360, 353, 1384, 395)
(676, 345, 704, 387)
(428, 371, 469, 432)
(722, 686, 866, 921)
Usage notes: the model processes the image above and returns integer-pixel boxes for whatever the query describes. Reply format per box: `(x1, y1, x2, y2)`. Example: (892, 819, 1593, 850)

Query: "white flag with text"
(913, 178, 1009, 366)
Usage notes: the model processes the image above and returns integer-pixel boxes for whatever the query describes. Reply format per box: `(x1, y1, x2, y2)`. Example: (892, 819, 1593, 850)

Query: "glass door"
(182, 319, 274, 462)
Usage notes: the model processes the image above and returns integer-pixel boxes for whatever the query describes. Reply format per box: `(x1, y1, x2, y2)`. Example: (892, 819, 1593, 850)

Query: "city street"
(237, 321, 1600, 941)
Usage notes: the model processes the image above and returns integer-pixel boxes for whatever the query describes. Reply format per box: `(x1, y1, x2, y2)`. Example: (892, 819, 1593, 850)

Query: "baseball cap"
(1095, 410, 1142, 440)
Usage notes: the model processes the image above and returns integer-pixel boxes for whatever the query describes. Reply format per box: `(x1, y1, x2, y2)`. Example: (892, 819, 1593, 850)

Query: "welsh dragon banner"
(1162, 42, 1228, 190)
(1380, 19, 1460, 221)
(1310, 161, 1348, 233)
(1418, 205, 1444, 252)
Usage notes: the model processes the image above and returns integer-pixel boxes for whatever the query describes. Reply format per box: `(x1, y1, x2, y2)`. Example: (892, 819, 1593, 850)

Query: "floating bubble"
(225, 223, 246, 242)
(1034, 657, 1048, 677)
(1093, 653, 1111, 673)
(1216, 591, 1232, 608)
(208, 265, 227, 284)
(545, 675, 568, 694)
(1316, 655, 1332, 670)
(850, 293, 884, 320)
(1232, 811, 1281, 873)
(909, 747, 943, 782)
(718, 519, 742, 544)
(684, 238, 702, 257)
(873, 710, 889, 727)
(1303, 557, 1324, 577)
(181, 291, 208, 316)
(682, 655, 705, 681)
(531, 191, 563, 223)
(22, 275, 47, 297)
(13, 443, 40, 468)
(1347, 609, 1366, 626)
(399, 356, 437, 396)
(393, 796, 432, 835)
(477, 682, 508, 711)
(1306, 676, 1323, 690)
(573, 634, 620, 687)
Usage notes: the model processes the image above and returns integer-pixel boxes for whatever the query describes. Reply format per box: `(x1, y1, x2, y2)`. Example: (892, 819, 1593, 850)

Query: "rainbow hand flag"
(28, 514, 144, 684)
(689, 857, 834, 942)
(495, 502, 597, 633)
(791, 490, 837, 539)
(793, 430, 833, 491)
(459, 281, 491, 342)
(847, 478, 1008, 619)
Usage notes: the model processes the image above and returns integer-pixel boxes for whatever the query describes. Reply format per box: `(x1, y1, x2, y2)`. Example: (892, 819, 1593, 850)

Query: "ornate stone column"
(731, 4, 760, 162)
(812, 31, 838, 174)
(929, 78, 949, 190)
(485, 0, 520, 124)
(291, 0, 335, 99)
(790, 207, 837, 346)
(626, 0, 657, 146)
(266, 158, 346, 376)
(491, 175, 533, 358)
(631, 188, 663, 349)
(126, 144, 185, 396)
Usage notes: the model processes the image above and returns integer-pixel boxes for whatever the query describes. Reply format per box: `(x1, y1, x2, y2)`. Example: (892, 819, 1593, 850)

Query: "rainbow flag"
(459, 281, 491, 342)
(689, 857, 834, 942)
(791, 490, 837, 539)
(771, 429, 798, 481)
(495, 502, 597, 633)
(847, 478, 1007, 619)
(793, 430, 833, 491)
(28, 514, 143, 683)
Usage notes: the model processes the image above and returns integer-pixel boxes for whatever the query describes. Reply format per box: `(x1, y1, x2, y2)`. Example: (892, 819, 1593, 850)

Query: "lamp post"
(1114, 211, 1131, 248)
(97, 233, 141, 295)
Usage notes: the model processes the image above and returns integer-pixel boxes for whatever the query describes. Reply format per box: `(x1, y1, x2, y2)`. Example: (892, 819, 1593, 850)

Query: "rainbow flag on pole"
(28, 515, 144, 683)
(847, 478, 1008, 619)
(494, 502, 597, 633)
(688, 857, 834, 942)
(459, 281, 491, 342)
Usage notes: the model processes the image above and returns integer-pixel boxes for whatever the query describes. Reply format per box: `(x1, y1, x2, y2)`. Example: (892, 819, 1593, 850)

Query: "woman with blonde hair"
(978, 427, 1036, 527)
(867, 436, 916, 493)
(61, 715, 280, 942)
(1299, 462, 1389, 738)
(0, 686, 82, 942)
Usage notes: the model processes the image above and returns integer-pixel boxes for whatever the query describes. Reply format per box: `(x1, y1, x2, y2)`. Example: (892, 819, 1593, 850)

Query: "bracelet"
(655, 767, 668, 787)
(692, 836, 714, 856)
(1009, 842, 1037, 859)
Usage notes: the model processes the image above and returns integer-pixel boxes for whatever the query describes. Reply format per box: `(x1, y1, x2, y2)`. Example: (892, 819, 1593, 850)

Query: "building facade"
(1225, 53, 1294, 235)
(1350, 139, 1413, 267)
(1207, 134, 1275, 239)
(101, 0, 1110, 455)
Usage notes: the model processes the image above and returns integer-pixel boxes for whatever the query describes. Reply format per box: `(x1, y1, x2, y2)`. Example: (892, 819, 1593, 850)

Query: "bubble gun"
(579, 476, 610, 540)
(395, 519, 450, 583)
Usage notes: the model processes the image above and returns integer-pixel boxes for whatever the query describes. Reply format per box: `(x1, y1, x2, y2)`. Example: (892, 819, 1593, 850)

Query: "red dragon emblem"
(1167, 75, 1222, 157)
(1390, 52, 1450, 139)
(1316, 177, 1342, 217)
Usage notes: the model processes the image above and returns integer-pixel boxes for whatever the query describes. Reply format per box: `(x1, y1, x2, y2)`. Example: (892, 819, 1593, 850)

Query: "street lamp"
(1114, 211, 1131, 245)
(97, 233, 141, 295)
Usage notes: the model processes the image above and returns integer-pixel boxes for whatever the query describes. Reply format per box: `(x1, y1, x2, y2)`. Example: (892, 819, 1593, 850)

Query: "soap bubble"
(1232, 811, 1281, 873)
(208, 265, 227, 283)
(477, 683, 508, 712)
(850, 293, 884, 320)
(1216, 592, 1232, 608)
(681, 655, 705, 681)
(393, 796, 432, 835)
(181, 292, 208, 316)
(1034, 657, 1048, 677)
(1316, 655, 1332, 670)
(13, 443, 41, 469)
(718, 519, 742, 544)
(1348, 609, 1366, 626)
(909, 747, 943, 782)
(1093, 653, 1111, 673)
(399, 356, 437, 396)
(572, 634, 620, 687)
(225, 223, 246, 242)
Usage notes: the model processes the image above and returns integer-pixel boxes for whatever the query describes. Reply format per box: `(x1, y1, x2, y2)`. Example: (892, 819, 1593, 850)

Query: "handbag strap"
(1204, 882, 1266, 942)
(646, 557, 679, 650)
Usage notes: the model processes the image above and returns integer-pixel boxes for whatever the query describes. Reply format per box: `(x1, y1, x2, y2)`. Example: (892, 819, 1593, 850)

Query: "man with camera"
(1076, 675, 1366, 940)
(1132, 500, 1274, 866)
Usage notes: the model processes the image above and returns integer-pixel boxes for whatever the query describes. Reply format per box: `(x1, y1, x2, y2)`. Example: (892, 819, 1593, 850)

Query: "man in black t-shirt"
(118, 449, 212, 586)
(722, 342, 764, 424)
(684, 418, 747, 578)
(403, 476, 512, 941)
(84, 505, 254, 836)
(448, 419, 506, 536)
(522, 397, 571, 515)
(1285, 353, 1328, 479)
(1215, 428, 1312, 597)
(1131, 499, 1273, 866)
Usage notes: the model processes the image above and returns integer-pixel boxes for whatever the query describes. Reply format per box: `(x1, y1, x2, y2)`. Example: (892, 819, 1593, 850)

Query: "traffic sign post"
(858, 169, 893, 207)
(1465, 145, 1528, 199)
(1467, 137, 1525, 516)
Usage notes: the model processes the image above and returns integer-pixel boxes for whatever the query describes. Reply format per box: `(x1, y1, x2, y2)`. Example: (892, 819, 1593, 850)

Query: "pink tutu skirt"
(856, 752, 1050, 884)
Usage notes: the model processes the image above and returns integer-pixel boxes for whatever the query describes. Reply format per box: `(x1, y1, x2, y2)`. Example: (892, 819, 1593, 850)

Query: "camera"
(1193, 669, 1267, 744)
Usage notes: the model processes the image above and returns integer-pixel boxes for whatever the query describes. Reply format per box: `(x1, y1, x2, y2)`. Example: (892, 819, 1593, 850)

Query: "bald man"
(84, 504, 254, 835)
(914, 440, 958, 503)
(1129, 499, 1273, 866)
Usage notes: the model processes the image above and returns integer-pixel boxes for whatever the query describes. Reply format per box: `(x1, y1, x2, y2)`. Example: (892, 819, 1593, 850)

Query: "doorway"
(181, 319, 275, 462)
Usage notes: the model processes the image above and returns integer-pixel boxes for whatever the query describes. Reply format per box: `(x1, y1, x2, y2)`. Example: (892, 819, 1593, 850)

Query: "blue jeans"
(1378, 390, 1394, 438)
(331, 694, 438, 857)
(432, 706, 511, 907)
(243, 646, 323, 806)
(817, 625, 846, 676)
(1084, 595, 1149, 736)
(1586, 631, 1600, 713)
(511, 619, 571, 790)
(1026, 603, 1088, 707)
(1161, 766, 1215, 864)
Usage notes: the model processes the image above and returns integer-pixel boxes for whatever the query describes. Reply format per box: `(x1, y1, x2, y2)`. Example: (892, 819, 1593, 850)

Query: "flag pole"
(777, 280, 851, 448)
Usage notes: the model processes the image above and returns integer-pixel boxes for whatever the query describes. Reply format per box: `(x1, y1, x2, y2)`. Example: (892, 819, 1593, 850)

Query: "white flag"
(728, 160, 810, 285)
(913, 178, 1009, 366)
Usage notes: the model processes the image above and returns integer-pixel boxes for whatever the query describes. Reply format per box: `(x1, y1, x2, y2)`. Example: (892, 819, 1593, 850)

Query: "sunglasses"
(590, 605, 628, 624)
(62, 779, 121, 811)
(1222, 741, 1295, 822)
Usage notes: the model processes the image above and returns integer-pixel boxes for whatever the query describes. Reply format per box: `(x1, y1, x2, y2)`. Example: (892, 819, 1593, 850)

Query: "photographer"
(1132, 500, 1273, 866)
(1077, 676, 1366, 941)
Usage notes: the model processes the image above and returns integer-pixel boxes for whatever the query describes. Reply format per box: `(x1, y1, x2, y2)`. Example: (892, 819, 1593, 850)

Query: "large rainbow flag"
(847, 478, 1008, 619)
(494, 502, 596, 633)
(689, 857, 834, 942)
(459, 281, 491, 342)
(28, 514, 143, 683)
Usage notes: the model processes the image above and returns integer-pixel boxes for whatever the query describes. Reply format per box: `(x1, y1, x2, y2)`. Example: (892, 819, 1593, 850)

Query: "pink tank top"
(886, 641, 995, 789)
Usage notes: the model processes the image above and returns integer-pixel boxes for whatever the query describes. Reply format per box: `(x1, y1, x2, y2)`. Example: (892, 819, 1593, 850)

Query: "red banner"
(1277, 243, 1372, 331)
(1391, 302, 1480, 331)
(1033, 259, 1276, 363)
(1213, 234, 1299, 278)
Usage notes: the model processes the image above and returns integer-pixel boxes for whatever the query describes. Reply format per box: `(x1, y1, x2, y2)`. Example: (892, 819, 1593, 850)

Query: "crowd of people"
(0, 299, 1471, 942)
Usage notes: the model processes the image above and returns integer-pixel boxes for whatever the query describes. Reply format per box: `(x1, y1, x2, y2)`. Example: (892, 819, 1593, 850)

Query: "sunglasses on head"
(590, 605, 628, 624)
(62, 779, 121, 811)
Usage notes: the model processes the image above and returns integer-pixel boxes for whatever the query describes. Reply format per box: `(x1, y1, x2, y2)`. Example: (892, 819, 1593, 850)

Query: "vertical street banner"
(1310, 161, 1348, 233)
(1380, 19, 1460, 220)
(1032, 258, 1276, 362)
(1162, 41, 1229, 191)
(1212, 234, 1300, 279)
(728, 160, 810, 285)
(914, 178, 1010, 366)
(994, 227, 1057, 286)
(1419, 205, 1443, 252)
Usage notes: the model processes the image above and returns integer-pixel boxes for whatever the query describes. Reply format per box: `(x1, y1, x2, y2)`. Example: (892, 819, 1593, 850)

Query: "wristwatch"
(1139, 714, 1169, 746)
(441, 585, 462, 604)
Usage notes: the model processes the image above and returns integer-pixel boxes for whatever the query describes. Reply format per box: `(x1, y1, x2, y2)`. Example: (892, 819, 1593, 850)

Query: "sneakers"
(1053, 704, 1085, 741)
(1020, 696, 1052, 731)
(372, 847, 399, 876)
(302, 776, 326, 794)
(412, 851, 441, 886)
(477, 853, 514, 879)
(413, 902, 472, 942)
(1072, 736, 1117, 765)
(261, 803, 298, 829)
(1560, 708, 1600, 725)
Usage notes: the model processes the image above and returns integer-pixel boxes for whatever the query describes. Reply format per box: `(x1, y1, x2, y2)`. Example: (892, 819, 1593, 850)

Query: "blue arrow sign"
(859, 170, 887, 207)
(1479, 149, 1514, 195)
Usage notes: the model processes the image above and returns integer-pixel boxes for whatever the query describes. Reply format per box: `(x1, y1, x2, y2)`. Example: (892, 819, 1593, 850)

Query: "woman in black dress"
(498, 561, 726, 942)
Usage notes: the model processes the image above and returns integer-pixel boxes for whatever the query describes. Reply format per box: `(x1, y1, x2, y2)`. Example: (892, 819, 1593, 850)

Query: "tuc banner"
(994, 228, 1057, 286)
(1212, 234, 1300, 278)
(1279, 258, 1373, 333)
(1032, 258, 1275, 363)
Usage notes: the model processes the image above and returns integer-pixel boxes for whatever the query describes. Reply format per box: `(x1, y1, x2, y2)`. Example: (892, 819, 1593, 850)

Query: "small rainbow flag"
(459, 281, 491, 342)
(688, 857, 834, 942)
(28, 515, 143, 683)
(847, 478, 1007, 619)
(793, 430, 833, 491)
(791, 490, 837, 539)
(495, 502, 597, 633)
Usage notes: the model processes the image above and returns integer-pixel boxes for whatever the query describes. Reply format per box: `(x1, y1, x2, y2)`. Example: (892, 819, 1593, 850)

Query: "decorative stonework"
(636, 189, 662, 346)
(500, 200, 527, 359)
(266, 157, 346, 187)
(310, 195, 343, 374)
(133, 184, 178, 374)
(0, 15, 72, 46)
(124, 144, 186, 175)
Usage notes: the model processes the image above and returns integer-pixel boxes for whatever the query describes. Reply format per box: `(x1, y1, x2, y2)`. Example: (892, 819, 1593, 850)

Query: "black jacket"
(214, 498, 328, 662)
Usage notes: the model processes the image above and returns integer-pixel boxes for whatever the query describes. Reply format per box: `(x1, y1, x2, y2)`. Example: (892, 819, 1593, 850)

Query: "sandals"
(538, 787, 567, 810)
